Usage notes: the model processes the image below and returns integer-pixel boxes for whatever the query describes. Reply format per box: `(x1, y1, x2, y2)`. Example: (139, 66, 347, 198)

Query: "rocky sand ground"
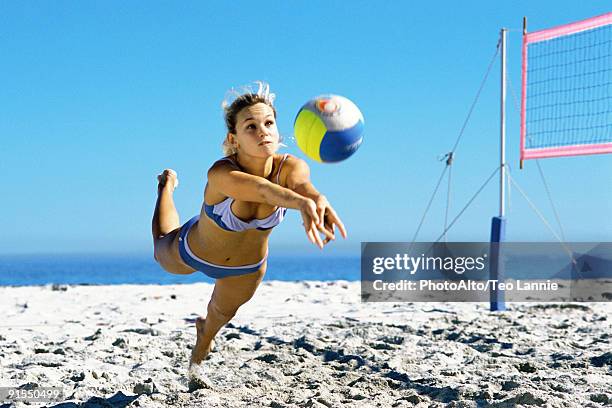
(1, 281, 610, 407)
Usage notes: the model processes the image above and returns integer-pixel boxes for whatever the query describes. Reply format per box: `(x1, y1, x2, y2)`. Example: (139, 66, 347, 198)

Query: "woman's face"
(231, 103, 279, 158)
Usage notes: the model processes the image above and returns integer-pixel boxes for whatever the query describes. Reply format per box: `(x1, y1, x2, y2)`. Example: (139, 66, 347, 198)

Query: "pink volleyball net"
(521, 13, 612, 161)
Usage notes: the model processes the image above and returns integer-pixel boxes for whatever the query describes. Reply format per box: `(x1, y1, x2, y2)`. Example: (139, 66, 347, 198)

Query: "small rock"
(133, 377, 157, 394)
(170, 294, 177, 299)
(378, 335, 404, 345)
(446, 332, 461, 341)
(517, 362, 537, 373)
(122, 328, 160, 336)
(590, 393, 609, 404)
(404, 394, 422, 404)
(501, 380, 520, 391)
(255, 353, 280, 364)
(371, 342, 394, 350)
(51, 284, 68, 291)
(113, 338, 128, 348)
(18, 382, 39, 390)
(338, 354, 365, 368)
(84, 328, 102, 341)
(53, 348, 66, 355)
(550, 352, 573, 361)
(70, 372, 85, 382)
(347, 376, 365, 387)
(590, 352, 612, 367)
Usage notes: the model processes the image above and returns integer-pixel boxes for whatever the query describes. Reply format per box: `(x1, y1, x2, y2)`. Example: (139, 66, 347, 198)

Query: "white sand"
(1, 281, 611, 407)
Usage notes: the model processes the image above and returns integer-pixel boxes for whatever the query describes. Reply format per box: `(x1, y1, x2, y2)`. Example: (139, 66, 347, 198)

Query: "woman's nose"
(258, 126, 270, 137)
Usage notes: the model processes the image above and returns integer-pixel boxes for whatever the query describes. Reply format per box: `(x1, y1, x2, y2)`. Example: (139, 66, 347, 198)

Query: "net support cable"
(411, 41, 501, 245)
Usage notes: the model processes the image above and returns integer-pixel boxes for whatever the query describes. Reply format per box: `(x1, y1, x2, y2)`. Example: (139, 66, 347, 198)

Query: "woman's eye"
(246, 124, 255, 130)
(266, 121, 274, 127)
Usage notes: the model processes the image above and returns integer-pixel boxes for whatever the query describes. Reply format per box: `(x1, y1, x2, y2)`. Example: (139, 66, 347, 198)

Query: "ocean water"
(0, 253, 361, 286)
(1, 247, 607, 287)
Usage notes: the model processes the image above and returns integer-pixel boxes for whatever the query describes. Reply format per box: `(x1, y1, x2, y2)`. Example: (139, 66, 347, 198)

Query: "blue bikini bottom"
(178, 216, 267, 279)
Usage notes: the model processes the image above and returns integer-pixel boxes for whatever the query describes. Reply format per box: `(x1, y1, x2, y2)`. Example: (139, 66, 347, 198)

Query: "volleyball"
(293, 95, 364, 163)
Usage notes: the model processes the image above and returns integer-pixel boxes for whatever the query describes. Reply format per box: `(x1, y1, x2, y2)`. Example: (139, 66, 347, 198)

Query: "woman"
(151, 82, 347, 371)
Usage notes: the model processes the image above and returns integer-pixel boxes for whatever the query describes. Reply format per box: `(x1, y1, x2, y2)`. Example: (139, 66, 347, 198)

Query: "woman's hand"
(313, 195, 347, 245)
(299, 198, 335, 249)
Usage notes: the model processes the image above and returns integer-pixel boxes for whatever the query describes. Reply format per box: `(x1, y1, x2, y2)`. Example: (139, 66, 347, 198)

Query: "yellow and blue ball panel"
(294, 107, 364, 163)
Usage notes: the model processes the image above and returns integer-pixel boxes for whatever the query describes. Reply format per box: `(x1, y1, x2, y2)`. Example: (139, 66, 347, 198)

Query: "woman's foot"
(188, 319, 214, 391)
(189, 317, 215, 367)
(157, 169, 179, 193)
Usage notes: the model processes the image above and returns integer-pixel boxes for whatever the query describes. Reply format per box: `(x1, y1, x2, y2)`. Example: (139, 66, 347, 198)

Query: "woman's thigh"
(210, 263, 267, 314)
(154, 227, 194, 275)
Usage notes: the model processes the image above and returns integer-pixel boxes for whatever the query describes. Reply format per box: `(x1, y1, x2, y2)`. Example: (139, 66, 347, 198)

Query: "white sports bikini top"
(204, 154, 289, 231)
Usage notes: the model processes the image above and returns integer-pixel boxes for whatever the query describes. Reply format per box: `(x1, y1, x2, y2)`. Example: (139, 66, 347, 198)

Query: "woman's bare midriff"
(179, 153, 286, 268)
(187, 214, 271, 266)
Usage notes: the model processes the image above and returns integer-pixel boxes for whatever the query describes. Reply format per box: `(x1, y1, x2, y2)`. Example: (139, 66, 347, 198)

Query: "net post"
(489, 217, 506, 311)
(499, 28, 507, 218)
(491, 28, 508, 312)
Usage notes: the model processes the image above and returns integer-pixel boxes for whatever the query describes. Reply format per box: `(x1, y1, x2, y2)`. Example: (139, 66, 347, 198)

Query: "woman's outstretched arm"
(285, 157, 347, 244)
(208, 161, 310, 209)
(207, 161, 333, 248)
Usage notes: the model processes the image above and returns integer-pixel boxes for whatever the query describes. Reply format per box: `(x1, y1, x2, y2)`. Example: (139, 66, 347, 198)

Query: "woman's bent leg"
(190, 264, 267, 366)
(152, 169, 180, 241)
(152, 169, 193, 274)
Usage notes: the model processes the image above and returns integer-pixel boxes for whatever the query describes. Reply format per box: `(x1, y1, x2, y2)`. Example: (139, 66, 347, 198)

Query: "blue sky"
(1, 1, 610, 255)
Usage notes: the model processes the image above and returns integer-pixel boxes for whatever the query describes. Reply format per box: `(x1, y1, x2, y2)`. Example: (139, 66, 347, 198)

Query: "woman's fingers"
(317, 206, 325, 228)
(308, 204, 320, 226)
(302, 202, 344, 248)
(304, 224, 315, 245)
(317, 222, 335, 241)
(311, 222, 324, 248)
(304, 222, 323, 249)
(327, 208, 347, 238)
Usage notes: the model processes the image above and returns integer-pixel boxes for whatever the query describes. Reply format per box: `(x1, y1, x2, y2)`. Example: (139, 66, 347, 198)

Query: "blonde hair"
(221, 81, 280, 156)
